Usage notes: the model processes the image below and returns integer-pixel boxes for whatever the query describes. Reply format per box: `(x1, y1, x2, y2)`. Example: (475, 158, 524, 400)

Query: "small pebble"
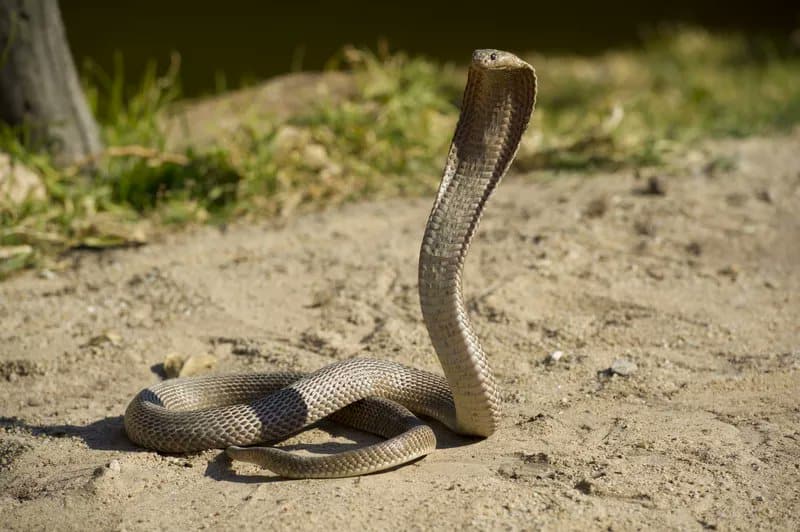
(92, 459, 121, 479)
(548, 350, 564, 363)
(108, 459, 121, 473)
(38, 269, 56, 280)
(610, 358, 638, 376)
(179, 354, 218, 377)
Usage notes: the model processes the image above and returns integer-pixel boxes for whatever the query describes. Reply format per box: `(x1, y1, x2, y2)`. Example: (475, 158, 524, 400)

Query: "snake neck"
(418, 62, 536, 437)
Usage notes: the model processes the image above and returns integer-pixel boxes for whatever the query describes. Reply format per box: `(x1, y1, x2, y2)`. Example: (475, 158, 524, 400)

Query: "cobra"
(124, 49, 537, 478)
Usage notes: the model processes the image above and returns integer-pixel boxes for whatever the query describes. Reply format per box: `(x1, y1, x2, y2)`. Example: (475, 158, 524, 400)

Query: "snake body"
(124, 49, 536, 478)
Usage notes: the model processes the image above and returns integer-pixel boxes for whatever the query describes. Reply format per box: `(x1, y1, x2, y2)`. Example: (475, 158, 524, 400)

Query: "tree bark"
(0, 0, 102, 166)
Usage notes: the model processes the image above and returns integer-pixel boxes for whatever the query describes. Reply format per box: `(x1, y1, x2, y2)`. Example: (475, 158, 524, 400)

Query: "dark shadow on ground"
(1, 386, 481, 484)
(205, 451, 283, 483)
(0, 415, 138, 452)
(320, 417, 477, 450)
(207, 443, 430, 484)
(205, 417, 478, 483)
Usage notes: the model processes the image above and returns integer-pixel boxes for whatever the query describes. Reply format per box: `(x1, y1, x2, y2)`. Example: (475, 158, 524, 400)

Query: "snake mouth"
(472, 49, 532, 71)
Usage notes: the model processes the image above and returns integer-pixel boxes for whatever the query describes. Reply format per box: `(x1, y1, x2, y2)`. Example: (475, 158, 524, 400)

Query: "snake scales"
(125, 49, 536, 478)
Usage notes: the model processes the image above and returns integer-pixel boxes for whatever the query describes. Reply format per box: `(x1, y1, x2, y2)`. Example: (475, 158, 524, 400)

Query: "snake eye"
(490, 52, 497, 61)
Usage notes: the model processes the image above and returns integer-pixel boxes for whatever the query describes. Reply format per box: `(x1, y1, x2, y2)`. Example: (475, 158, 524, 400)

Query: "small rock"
(107, 459, 121, 473)
(37, 269, 57, 280)
(302, 144, 330, 170)
(0, 153, 46, 206)
(610, 358, 638, 376)
(548, 350, 564, 363)
(93, 459, 121, 479)
(163, 352, 186, 378)
(178, 354, 218, 377)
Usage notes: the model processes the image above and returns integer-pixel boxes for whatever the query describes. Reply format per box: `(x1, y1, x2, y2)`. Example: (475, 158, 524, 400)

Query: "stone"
(610, 358, 638, 376)
(303, 143, 330, 170)
(107, 459, 121, 473)
(178, 354, 218, 377)
(0, 153, 46, 206)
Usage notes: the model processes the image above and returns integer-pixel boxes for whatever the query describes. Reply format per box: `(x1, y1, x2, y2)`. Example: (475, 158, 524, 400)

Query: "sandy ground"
(1, 133, 798, 531)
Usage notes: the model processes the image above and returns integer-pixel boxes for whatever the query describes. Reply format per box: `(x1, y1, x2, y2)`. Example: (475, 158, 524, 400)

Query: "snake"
(124, 49, 536, 478)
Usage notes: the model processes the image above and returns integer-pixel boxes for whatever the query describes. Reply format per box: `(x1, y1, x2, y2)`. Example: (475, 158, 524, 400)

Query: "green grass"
(1, 28, 799, 277)
(525, 28, 800, 169)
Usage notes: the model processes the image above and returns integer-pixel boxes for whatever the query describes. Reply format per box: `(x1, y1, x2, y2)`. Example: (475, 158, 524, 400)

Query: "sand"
(1, 133, 798, 530)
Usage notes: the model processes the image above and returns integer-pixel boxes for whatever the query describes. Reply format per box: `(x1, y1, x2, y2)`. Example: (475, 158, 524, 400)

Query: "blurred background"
(61, 0, 800, 96)
(1, 1, 799, 276)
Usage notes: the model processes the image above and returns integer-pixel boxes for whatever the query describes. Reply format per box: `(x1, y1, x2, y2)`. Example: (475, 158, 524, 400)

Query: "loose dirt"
(1, 133, 798, 530)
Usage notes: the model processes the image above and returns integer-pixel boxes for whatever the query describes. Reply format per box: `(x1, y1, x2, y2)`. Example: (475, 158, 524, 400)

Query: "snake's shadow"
(205, 418, 478, 483)
(278, 417, 474, 452)
(0, 413, 477, 484)
(0, 415, 138, 452)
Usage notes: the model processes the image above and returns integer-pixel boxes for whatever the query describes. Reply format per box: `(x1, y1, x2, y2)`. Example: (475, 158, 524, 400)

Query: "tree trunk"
(0, 0, 102, 166)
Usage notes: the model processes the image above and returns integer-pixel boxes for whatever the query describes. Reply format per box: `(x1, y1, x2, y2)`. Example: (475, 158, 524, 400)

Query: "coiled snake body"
(125, 50, 537, 478)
